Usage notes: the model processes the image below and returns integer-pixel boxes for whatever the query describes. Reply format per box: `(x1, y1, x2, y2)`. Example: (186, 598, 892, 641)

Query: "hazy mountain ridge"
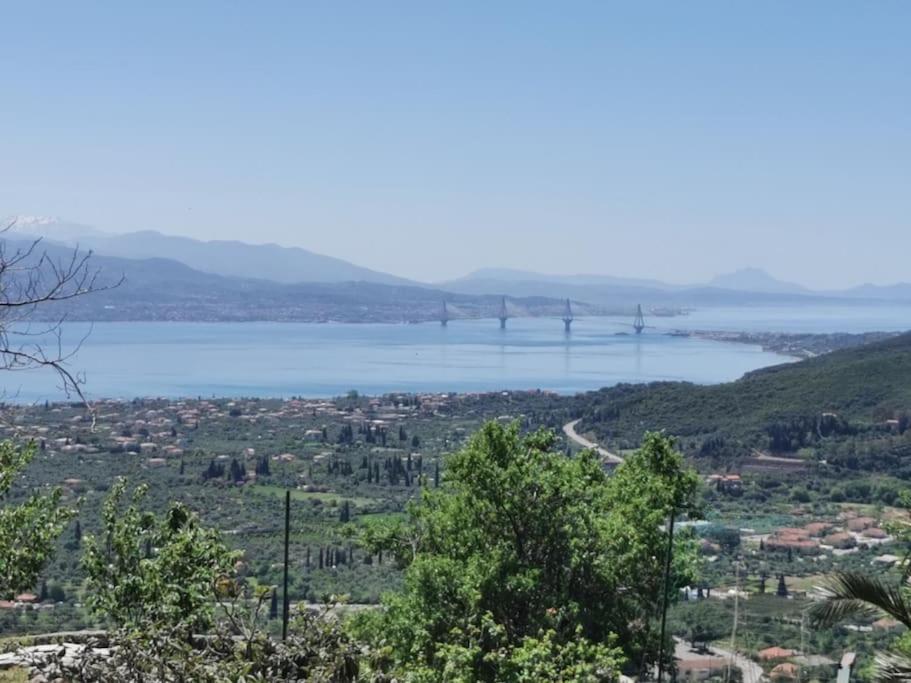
(7, 216, 911, 305)
(449, 266, 911, 306)
(7, 216, 413, 286)
(6, 237, 579, 323)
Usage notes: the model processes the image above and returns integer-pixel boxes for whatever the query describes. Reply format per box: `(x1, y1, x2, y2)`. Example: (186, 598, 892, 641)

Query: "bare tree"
(0, 218, 121, 405)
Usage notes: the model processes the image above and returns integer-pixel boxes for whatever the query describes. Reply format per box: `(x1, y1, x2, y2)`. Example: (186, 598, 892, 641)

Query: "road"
(562, 419, 624, 465)
(674, 638, 766, 683)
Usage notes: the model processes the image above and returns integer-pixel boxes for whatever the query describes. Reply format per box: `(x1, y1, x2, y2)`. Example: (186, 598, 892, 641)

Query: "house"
(863, 527, 888, 539)
(771, 662, 799, 680)
(708, 474, 743, 494)
(873, 617, 902, 632)
(837, 652, 856, 683)
(873, 554, 901, 565)
(803, 522, 832, 537)
(823, 532, 856, 549)
(676, 657, 728, 681)
(847, 516, 876, 532)
(759, 647, 795, 661)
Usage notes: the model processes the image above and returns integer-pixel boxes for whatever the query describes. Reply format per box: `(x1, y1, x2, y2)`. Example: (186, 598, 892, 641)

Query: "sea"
(10, 304, 911, 403)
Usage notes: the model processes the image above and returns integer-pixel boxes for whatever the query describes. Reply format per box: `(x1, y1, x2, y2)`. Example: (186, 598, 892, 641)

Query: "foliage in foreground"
(39, 478, 364, 681)
(811, 571, 911, 682)
(355, 423, 700, 681)
(810, 494, 911, 682)
(82, 478, 239, 635)
(29, 603, 363, 683)
(29, 422, 702, 681)
(0, 440, 74, 598)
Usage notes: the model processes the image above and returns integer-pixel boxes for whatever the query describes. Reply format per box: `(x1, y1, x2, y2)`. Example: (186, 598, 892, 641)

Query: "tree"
(82, 478, 238, 635)
(777, 574, 788, 597)
(269, 588, 279, 620)
(0, 221, 120, 402)
(355, 422, 700, 680)
(0, 440, 75, 598)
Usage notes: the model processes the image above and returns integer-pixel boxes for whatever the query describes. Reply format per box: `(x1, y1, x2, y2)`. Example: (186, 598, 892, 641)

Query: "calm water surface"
(12, 305, 910, 402)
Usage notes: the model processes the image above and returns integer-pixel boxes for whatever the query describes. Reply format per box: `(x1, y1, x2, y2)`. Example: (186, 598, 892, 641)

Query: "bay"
(10, 305, 909, 402)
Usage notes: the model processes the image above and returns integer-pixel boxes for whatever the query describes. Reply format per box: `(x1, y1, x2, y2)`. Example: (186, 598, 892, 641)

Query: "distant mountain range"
(7, 216, 414, 286)
(5, 236, 575, 323)
(6, 216, 911, 319)
(445, 266, 911, 305)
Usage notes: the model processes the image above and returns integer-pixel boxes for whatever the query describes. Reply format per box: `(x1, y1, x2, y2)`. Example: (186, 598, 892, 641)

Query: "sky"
(1, 2, 909, 288)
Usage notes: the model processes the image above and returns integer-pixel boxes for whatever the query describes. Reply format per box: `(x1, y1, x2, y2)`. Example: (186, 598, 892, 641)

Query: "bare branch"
(0, 219, 120, 415)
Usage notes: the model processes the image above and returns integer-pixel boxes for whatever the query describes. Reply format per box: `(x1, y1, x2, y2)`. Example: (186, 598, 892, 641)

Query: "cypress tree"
(269, 589, 278, 619)
(434, 461, 440, 488)
(777, 574, 788, 597)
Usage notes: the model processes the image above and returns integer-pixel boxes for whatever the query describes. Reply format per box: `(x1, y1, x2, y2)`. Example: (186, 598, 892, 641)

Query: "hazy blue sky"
(2, 2, 908, 287)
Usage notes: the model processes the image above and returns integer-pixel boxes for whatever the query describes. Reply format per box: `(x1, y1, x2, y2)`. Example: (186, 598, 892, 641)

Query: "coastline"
(677, 329, 901, 359)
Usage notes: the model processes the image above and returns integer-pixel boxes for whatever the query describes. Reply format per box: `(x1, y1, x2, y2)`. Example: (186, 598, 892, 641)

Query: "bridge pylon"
(440, 300, 449, 327)
(562, 298, 573, 332)
(498, 296, 508, 329)
(633, 304, 645, 334)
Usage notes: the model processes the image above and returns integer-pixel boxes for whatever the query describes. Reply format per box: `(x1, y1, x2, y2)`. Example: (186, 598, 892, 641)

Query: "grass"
(0, 669, 28, 683)
(249, 484, 376, 508)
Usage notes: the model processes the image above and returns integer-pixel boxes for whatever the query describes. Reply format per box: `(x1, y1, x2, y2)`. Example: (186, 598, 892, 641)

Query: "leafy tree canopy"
(82, 478, 239, 635)
(356, 422, 700, 681)
(0, 440, 75, 598)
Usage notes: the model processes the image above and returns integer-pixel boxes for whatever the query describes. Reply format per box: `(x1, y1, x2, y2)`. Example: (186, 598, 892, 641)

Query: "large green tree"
(82, 478, 238, 635)
(356, 422, 700, 681)
(0, 440, 75, 598)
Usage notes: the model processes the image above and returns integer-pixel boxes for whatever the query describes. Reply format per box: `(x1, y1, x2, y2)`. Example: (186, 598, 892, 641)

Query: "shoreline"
(677, 329, 901, 359)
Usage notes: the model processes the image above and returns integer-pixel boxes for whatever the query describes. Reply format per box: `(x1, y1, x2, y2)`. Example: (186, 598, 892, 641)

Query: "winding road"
(562, 419, 624, 465)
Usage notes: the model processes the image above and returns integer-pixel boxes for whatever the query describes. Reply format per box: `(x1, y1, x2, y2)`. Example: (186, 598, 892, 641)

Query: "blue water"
(9, 305, 909, 402)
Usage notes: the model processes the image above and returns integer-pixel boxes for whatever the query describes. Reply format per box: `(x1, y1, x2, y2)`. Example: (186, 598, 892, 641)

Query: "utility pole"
(657, 510, 676, 682)
(282, 489, 291, 640)
(725, 560, 741, 683)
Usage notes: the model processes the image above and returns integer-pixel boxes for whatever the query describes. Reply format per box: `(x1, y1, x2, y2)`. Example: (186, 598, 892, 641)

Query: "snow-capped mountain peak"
(3, 215, 109, 241)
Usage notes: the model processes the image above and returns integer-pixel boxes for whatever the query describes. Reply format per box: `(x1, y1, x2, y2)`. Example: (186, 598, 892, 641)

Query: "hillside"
(8, 238, 577, 323)
(576, 332, 911, 465)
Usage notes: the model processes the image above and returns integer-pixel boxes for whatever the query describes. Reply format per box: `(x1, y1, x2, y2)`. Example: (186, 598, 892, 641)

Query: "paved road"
(563, 419, 624, 465)
(674, 638, 765, 683)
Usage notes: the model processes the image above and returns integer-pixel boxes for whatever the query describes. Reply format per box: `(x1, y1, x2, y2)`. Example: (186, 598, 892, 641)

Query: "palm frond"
(808, 571, 911, 629)
(874, 651, 911, 682)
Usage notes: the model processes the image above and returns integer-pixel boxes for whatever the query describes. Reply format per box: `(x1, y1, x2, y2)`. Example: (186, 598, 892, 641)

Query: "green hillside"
(577, 331, 911, 465)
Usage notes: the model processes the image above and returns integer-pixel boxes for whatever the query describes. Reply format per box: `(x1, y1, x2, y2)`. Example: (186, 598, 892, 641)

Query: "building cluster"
(761, 510, 891, 557)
